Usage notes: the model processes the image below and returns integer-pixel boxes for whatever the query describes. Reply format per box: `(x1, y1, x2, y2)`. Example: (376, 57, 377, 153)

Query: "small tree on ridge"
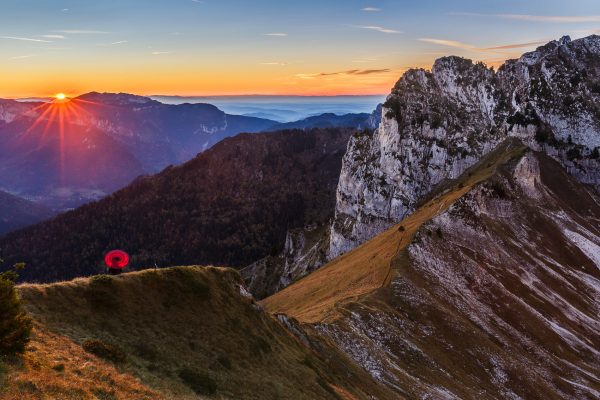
(0, 261, 32, 356)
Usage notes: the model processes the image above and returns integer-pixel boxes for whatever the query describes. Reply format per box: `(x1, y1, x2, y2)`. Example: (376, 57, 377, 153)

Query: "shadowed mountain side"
(0, 191, 53, 236)
(0, 128, 353, 283)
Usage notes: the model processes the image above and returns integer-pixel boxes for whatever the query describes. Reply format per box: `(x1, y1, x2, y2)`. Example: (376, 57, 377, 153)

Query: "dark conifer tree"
(0, 262, 31, 356)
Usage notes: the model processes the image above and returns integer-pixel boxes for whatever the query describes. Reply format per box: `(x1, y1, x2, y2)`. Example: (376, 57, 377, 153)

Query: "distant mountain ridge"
(267, 112, 374, 131)
(0, 92, 279, 209)
(0, 190, 53, 236)
(0, 93, 376, 210)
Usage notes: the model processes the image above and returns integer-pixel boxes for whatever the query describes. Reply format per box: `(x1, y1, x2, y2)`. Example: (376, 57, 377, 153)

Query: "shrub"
(567, 147, 581, 161)
(489, 181, 507, 199)
(82, 339, 126, 363)
(0, 262, 32, 356)
(91, 388, 117, 400)
(178, 368, 217, 395)
(52, 363, 65, 372)
(216, 355, 232, 370)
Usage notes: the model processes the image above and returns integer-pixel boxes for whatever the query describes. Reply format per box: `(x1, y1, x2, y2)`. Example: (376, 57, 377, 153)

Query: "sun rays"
(10, 96, 116, 184)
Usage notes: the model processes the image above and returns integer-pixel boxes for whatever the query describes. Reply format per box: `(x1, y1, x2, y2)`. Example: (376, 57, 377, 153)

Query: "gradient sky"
(2, 0, 600, 97)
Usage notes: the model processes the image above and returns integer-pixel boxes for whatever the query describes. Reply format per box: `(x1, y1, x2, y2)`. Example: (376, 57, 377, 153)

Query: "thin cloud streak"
(419, 38, 547, 53)
(483, 40, 547, 50)
(451, 12, 600, 23)
(362, 7, 381, 12)
(9, 55, 35, 60)
(419, 38, 476, 50)
(0, 36, 51, 43)
(264, 33, 288, 36)
(357, 26, 401, 34)
(296, 68, 391, 79)
(52, 30, 111, 34)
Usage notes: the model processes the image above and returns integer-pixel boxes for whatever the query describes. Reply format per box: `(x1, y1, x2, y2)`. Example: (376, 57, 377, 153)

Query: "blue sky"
(1, 0, 600, 97)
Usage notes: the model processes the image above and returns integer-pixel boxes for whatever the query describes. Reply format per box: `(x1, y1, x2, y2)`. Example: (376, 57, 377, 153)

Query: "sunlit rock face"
(330, 35, 600, 258)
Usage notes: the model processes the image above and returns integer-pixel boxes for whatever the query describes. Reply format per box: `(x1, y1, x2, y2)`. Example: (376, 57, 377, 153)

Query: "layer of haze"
(1, 0, 600, 97)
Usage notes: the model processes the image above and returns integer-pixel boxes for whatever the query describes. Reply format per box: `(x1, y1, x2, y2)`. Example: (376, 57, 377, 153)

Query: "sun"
(55, 93, 66, 100)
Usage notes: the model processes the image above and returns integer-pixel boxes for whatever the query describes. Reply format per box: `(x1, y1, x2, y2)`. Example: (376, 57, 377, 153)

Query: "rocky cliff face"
(242, 223, 330, 299)
(330, 35, 600, 258)
(318, 150, 600, 399)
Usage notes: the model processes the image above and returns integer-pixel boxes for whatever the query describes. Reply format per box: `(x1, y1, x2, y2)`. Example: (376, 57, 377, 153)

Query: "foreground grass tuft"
(178, 368, 217, 395)
(82, 339, 126, 363)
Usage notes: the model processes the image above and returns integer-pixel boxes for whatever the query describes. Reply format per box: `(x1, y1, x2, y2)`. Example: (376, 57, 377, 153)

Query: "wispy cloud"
(419, 37, 546, 53)
(483, 40, 547, 50)
(296, 68, 391, 79)
(0, 36, 51, 43)
(9, 55, 35, 60)
(152, 51, 172, 55)
(362, 7, 381, 12)
(264, 33, 288, 37)
(357, 26, 401, 34)
(261, 62, 287, 66)
(52, 30, 111, 34)
(352, 57, 378, 63)
(450, 12, 600, 23)
(40, 34, 65, 39)
(111, 40, 128, 45)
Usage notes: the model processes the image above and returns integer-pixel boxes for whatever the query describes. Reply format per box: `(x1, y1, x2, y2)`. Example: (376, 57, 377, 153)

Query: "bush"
(82, 339, 126, 363)
(0, 262, 32, 356)
(178, 368, 217, 395)
(567, 147, 581, 161)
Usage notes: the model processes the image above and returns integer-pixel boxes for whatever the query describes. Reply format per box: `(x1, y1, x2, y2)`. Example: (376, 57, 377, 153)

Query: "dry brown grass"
(262, 139, 525, 323)
(0, 323, 160, 400)
(6, 266, 395, 399)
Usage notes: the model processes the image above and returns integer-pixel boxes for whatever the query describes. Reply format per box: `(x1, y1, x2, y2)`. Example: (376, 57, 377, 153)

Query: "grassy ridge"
(6, 266, 392, 399)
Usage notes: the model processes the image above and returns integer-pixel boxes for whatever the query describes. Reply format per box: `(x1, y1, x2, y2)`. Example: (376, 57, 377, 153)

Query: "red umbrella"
(104, 250, 130, 269)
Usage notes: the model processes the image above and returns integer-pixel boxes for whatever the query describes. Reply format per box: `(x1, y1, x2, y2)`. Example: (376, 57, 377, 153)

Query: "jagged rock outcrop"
(242, 224, 330, 299)
(330, 35, 600, 258)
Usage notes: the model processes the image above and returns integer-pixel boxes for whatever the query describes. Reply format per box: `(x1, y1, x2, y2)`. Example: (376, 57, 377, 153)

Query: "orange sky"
(1, 1, 597, 98)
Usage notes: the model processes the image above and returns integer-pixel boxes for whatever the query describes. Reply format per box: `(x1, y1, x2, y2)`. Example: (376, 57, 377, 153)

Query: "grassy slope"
(262, 139, 526, 323)
(6, 266, 394, 399)
(0, 326, 161, 400)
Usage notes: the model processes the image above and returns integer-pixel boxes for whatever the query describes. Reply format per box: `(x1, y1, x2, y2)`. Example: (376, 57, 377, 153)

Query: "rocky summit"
(330, 35, 600, 258)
